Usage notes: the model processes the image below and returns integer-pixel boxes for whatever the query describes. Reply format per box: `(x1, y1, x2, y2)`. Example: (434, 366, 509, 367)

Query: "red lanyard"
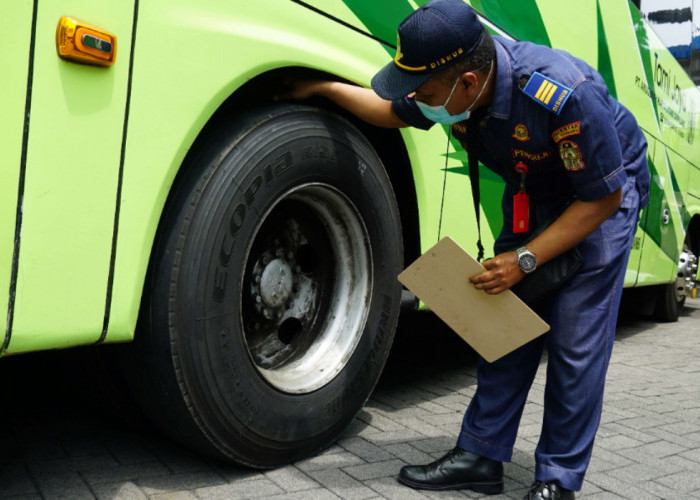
(513, 162, 530, 233)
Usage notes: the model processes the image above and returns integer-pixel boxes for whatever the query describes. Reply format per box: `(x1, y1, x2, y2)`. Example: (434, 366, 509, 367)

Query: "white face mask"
(416, 60, 494, 124)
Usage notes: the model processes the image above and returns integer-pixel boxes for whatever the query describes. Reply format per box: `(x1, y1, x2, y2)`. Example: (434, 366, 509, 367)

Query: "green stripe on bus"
(596, 0, 617, 99)
(470, 0, 550, 47)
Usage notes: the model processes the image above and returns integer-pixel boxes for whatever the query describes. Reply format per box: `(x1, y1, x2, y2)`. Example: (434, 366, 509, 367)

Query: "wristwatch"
(516, 246, 537, 274)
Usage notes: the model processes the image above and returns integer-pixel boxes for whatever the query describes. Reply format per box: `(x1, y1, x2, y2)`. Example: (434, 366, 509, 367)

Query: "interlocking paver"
(342, 459, 406, 481)
(90, 481, 148, 500)
(356, 410, 407, 432)
(195, 478, 283, 499)
(598, 422, 661, 444)
(409, 436, 457, 454)
(34, 472, 93, 500)
(306, 469, 377, 500)
(363, 477, 432, 499)
(359, 429, 426, 446)
(296, 451, 367, 473)
(654, 470, 700, 494)
(150, 492, 198, 500)
(338, 437, 395, 463)
(0, 301, 698, 499)
(0, 464, 37, 497)
(595, 433, 648, 451)
(586, 473, 667, 500)
(136, 471, 226, 495)
(615, 440, 689, 462)
(25, 454, 119, 475)
(258, 489, 342, 500)
(381, 442, 434, 464)
(394, 416, 449, 435)
(264, 465, 320, 492)
(679, 446, 700, 463)
(80, 462, 171, 485)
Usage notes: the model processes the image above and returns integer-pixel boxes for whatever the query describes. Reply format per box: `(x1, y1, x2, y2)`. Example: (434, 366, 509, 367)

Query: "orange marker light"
(56, 17, 116, 66)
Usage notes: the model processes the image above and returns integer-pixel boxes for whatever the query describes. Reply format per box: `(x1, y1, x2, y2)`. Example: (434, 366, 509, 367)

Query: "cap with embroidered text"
(371, 0, 485, 100)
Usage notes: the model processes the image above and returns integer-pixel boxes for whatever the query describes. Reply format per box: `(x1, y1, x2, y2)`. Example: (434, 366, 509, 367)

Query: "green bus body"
(2, 0, 698, 354)
(1, 0, 699, 465)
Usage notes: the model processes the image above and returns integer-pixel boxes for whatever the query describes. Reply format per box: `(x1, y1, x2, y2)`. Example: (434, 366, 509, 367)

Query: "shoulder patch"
(551, 121, 581, 142)
(521, 72, 573, 115)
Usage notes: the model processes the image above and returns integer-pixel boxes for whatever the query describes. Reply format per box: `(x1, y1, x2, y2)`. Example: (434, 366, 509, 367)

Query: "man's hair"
(438, 31, 495, 83)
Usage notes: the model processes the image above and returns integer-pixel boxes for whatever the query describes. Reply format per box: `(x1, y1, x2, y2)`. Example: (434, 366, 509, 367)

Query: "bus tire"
(653, 282, 680, 322)
(653, 240, 696, 322)
(125, 104, 402, 467)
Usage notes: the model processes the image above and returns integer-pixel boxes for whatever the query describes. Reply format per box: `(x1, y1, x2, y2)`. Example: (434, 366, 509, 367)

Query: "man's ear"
(460, 71, 479, 92)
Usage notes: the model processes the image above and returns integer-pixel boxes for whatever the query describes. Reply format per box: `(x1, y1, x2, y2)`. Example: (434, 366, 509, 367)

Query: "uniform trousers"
(457, 183, 640, 491)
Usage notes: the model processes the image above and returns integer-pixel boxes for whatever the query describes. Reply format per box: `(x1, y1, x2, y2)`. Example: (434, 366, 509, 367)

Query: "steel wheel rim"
(676, 244, 698, 302)
(240, 183, 373, 394)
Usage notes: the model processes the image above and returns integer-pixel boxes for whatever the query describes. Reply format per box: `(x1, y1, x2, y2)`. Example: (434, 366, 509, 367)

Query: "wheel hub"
(260, 258, 293, 308)
(676, 245, 698, 302)
(241, 184, 372, 394)
(250, 245, 305, 322)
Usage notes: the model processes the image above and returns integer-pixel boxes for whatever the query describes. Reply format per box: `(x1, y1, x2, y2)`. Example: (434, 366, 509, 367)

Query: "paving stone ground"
(1, 300, 699, 499)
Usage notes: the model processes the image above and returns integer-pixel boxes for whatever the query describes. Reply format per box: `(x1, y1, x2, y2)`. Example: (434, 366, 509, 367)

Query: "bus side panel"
(636, 136, 679, 285)
(7, 1, 134, 353)
(628, 4, 698, 286)
(0, 2, 33, 355)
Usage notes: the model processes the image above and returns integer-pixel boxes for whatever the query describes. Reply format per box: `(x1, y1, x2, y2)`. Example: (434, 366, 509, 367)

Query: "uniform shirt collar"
(488, 38, 512, 120)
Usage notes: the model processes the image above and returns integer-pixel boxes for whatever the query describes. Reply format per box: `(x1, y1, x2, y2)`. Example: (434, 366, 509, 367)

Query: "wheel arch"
(107, 65, 422, 346)
(150, 67, 422, 302)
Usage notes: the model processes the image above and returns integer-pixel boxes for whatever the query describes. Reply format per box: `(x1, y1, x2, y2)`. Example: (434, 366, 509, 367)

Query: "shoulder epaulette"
(521, 72, 573, 115)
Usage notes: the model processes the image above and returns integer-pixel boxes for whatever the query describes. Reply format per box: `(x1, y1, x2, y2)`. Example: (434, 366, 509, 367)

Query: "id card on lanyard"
(513, 162, 530, 233)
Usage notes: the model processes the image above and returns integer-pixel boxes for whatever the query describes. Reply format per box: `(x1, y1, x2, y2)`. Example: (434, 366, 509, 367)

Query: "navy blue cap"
(371, 0, 485, 100)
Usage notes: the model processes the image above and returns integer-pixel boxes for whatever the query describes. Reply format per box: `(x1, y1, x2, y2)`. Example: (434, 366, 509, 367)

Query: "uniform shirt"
(392, 36, 650, 242)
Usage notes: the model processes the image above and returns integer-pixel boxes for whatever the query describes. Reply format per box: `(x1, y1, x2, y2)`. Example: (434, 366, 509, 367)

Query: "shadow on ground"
(0, 309, 479, 498)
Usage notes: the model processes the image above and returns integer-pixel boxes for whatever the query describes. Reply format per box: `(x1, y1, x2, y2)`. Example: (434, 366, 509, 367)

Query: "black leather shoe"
(398, 447, 503, 493)
(523, 480, 575, 499)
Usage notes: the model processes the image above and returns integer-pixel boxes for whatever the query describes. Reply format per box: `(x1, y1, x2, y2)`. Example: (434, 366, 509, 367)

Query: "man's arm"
(286, 80, 409, 128)
(469, 188, 622, 295)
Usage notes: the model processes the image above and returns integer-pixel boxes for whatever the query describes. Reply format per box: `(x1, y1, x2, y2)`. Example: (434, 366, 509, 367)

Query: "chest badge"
(512, 123, 530, 142)
(559, 140, 585, 171)
(522, 72, 573, 115)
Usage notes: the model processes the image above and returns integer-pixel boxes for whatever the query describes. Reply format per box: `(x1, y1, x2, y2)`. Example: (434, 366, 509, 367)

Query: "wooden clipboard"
(398, 237, 550, 362)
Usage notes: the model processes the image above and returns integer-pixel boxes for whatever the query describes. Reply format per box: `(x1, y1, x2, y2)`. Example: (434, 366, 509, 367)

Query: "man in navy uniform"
(289, 0, 650, 498)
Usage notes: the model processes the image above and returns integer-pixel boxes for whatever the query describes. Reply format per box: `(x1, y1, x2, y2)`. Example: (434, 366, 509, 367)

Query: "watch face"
(519, 253, 537, 272)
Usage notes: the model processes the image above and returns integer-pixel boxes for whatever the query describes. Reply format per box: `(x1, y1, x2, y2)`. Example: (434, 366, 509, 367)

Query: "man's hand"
(468, 188, 623, 296)
(469, 251, 525, 295)
(278, 80, 408, 128)
(278, 80, 331, 101)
